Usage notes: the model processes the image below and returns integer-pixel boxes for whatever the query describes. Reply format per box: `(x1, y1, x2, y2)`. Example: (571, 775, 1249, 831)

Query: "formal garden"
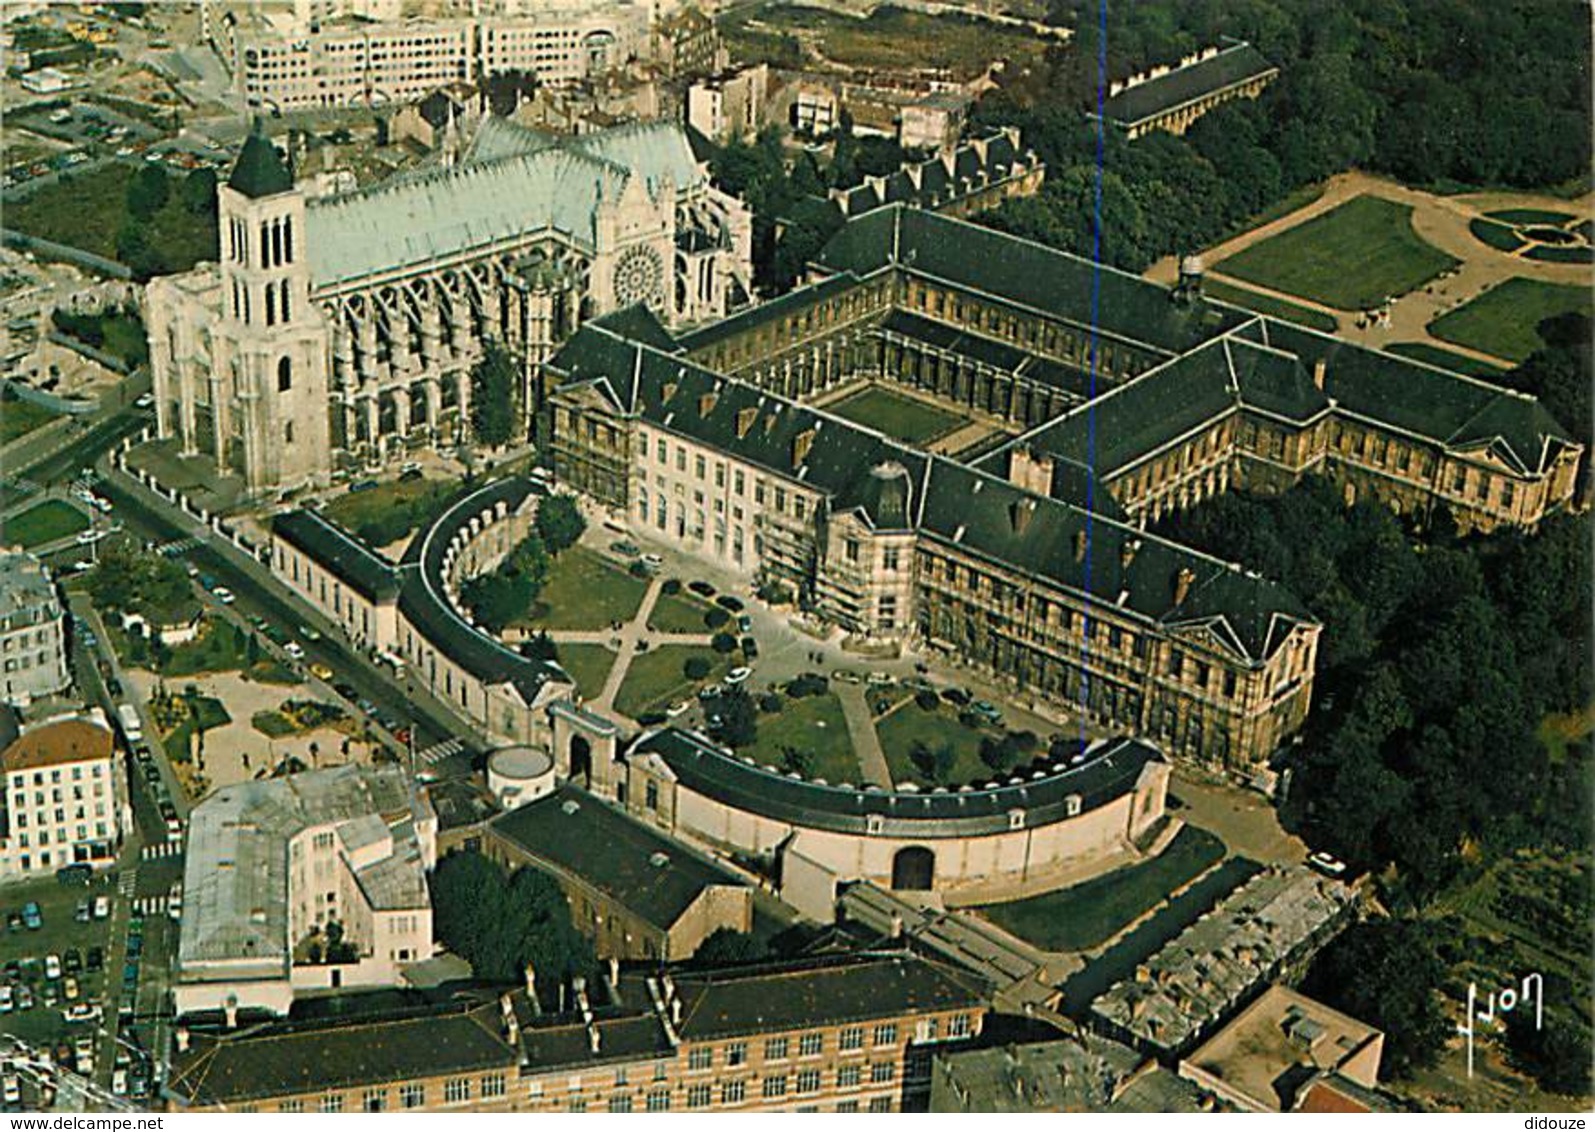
(1428, 278, 1593, 363)
(0, 499, 87, 548)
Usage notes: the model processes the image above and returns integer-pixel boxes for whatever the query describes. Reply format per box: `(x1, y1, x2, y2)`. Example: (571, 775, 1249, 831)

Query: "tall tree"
(534, 494, 587, 555)
(470, 340, 518, 448)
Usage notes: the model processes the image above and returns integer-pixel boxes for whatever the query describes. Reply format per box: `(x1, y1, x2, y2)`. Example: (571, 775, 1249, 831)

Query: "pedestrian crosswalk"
(417, 738, 464, 765)
(133, 892, 172, 915)
(156, 537, 201, 557)
(140, 839, 183, 861)
(118, 867, 138, 898)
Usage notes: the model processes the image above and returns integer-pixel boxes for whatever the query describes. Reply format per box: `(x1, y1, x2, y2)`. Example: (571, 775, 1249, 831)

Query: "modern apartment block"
(0, 715, 124, 879)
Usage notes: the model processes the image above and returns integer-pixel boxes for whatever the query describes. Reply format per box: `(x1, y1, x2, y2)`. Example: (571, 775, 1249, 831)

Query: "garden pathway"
(1147, 170, 1592, 366)
(836, 682, 894, 789)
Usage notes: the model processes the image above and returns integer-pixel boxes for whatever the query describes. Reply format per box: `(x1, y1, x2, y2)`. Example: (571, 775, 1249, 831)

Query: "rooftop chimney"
(1121, 538, 1141, 569)
(176, 1026, 191, 1053)
(1008, 445, 1053, 495)
(1074, 530, 1088, 563)
(1312, 358, 1327, 391)
(1010, 498, 1035, 535)
(224, 996, 238, 1030)
(608, 956, 620, 994)
(698, 391, 718, 418)
(792, 427, 816, 467)
(1174, 566, 1196, 606)
(736, 406, 757, 438)
(524, 962, 537, 1004)
(662, 381, 679, 402)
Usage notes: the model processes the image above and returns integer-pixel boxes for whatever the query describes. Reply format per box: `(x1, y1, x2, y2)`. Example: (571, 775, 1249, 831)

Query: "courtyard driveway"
(1168, 767, 1306, 866)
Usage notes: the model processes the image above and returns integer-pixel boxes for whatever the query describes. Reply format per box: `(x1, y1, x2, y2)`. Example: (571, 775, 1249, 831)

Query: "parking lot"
(0, 875, 117, 1058)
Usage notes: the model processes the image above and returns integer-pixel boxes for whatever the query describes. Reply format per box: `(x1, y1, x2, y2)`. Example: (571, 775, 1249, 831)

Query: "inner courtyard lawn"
(876, 702, 997, 788)
(612, 645, 727, 717)
(521, 546, 649, 631)
(0, 500, 88, 547)
(1427, 277, 1593, 363)
(740, 693, 861, 785)
(647, 589, 715, 634)
(552, 643, 617, 700)
(1216, 195, 1459, 310)
(976, 825, 1227, 952)
(826, 384, 969, 445)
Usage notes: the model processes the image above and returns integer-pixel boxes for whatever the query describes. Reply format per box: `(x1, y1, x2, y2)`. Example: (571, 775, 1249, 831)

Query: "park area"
(977, 825, 1227, 953)
(1216, 195, 1459, 310)
(739, 692, 860, 786)
(826, 384, 969, 446)
(0, 500, 86, 548)
(548, 642, 616, 700)
(320, 476, 459, 548)
(517, 546, 649, 632)
(612, 644, 729, 718)
(1428, 277, 1592, 363)
(0, 393, 61, 444)
(876, 699, 999, 788)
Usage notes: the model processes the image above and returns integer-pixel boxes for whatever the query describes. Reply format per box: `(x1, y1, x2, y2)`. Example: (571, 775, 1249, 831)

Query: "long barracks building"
(545, 206, 1582, 772)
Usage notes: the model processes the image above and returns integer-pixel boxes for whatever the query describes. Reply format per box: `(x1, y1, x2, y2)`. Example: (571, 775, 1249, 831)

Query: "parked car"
(283, 642, 304, 660)
(93, 896, 109, 920)
(972, 700, 1003, 722)
(831, 669, 862, 685)
(736, 614, 753, 633)
(212, 586, 235, 604)
(1308, 851, 1348, 877)
(4, 913, 19, 933)
(725, 666, 752, 685)
(74, 901, 91, 923)
(609, 540, 640, 557)
(44, 954, 60, 980)
(15, 985, 33, 1011)
(86, 947, 103, 972)
(64, 949, 81, 975)
(62, 977, 78, 1001)
(639, 553, 663, 571)
(309, 663, 333, 681)
(0, 985, 13, 1013)
(666, 700, 691, 719)
(740, 637, 759, 659)
(21, 903, 41, 930)
(3, 1074, 19, 1106)
(866, 671, 897, 688)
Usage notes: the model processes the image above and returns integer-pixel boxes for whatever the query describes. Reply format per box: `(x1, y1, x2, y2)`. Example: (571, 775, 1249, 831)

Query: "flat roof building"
(175, 764, 437, 1017)
(1179, 984, 1392, 1113)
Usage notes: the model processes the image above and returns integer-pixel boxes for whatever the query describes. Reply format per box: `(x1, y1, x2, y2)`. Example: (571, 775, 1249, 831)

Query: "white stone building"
(0, 715, 124, 879)
(0, 551, 69, 705)
(146, 116, 752, 493)
(175, 764, 437, 1017)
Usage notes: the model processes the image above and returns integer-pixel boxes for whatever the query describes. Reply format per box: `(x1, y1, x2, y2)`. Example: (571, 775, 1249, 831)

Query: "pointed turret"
(228, 118, 294, 199)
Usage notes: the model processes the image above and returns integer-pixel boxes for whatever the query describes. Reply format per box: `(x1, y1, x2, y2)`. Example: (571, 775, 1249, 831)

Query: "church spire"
(228, 117, 294, 199)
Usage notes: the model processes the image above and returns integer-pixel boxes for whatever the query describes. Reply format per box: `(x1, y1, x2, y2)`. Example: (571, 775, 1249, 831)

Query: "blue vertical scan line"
(1079, 0, 1108, 746)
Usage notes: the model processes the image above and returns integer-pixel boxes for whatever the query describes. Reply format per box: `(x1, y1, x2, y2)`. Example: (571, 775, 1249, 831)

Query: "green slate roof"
(227, 124, 293, 198)
(811, 207, 1248, 356)
(1101, 42, 1278, 128)
(270, 510, 400, 602)
(1237, 317, 1577, 475)
(490, 784, 748, 932)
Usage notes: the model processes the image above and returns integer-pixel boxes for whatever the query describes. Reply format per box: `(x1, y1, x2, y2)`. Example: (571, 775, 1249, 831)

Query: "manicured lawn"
(523, 546, 648, 631)
(162, 693, 231, 765)
(0, 396, 60, 443)
(321, 476, 458, 547)
(1216, 195, 1459, 310)
(162, 619, 250, 677)
(647, 589, 714, 634)
(1429, 278, 1593, 363)
(1486, 208, 1579, 226)
(876, 702, 997, 788)
(613, 645, 727, 717)
(553, 643, 617, 699)
(1203, 279, 1339, 333)
(1384, 341, 1505, 377)
(826, 384, 968, 445)
(978, 825, 1227, 953)
(0, 500, 88, 547)
(740, 693, 860, 785)
(1467, 217, 1526, 253)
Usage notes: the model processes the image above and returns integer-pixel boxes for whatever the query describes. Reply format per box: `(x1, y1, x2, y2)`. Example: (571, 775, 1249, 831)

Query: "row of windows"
(8, 764, 104, 790)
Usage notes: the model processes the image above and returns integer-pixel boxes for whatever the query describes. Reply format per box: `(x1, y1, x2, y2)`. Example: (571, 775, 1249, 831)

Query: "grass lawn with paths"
(553, 643, 617, 699)
(827, 384, 969, 445)
(522, 546, 649, 631)
(0, 396, 61, 444)
(0, 500, 88, 548)
(1216, 195, 1459, 310)
(739, 692, 860, 785)
(1428, 278, 1593, 363)
(977, 825, 1227, 952)
(612, 645, 728, 718)
(647, 589, 715, 634)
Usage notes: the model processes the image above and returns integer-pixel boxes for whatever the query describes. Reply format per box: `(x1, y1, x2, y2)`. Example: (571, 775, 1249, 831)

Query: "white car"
(3, 1074, 19, 1105)
(44, 954, 61, 980)
(725, 666, 752, 686)
(640, 553, 664, 569)
(0, 986, 12, 1014)
(134, 393, 154, 409)
(111, 1069, 127, 1097)
(283, 641, 304, 659)
(93, 895, 109, 920)
(91, 496, 112, 513)
(62, 1003, 100, 1024)
(665, 700, 691, 718)
(866, 671, 896, 687)
(399, 460, 421, 475)
(74, 529, 105, 545)
(213, 587, 235, 604)
(1308, 851, 1348, 877)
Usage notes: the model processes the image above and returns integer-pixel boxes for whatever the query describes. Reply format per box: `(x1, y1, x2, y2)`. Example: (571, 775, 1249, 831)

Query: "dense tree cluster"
(534, 493, 587, 556)
(430, 852, 592, 1004)
(469, 340, 519, 448)
(88, 542, 194, 622)
(706, 124, 912, 293)
(116, 165, 219, 282)
(971, 1, 1592, 272)
(1158, 479, 1591, 901)
(459, 530, 550, 632)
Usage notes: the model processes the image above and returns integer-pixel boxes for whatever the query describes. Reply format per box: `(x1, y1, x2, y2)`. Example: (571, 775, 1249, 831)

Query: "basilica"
(146, 117, 752, 491)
